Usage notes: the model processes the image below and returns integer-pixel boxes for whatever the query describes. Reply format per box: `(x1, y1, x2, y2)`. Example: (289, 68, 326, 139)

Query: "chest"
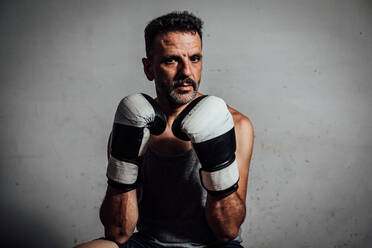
(148, 127, 192, 156)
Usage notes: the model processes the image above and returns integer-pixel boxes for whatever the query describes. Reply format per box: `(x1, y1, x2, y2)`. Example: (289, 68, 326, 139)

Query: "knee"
(73, 239, 119, 248)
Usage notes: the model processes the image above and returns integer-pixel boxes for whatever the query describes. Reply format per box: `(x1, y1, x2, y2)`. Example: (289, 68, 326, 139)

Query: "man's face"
(143, 31, 203, 106)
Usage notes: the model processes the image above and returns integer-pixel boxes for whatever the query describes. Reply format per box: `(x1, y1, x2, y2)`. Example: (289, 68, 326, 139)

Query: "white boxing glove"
(172, 95, 239, 198)
(107, 93, 166, 191)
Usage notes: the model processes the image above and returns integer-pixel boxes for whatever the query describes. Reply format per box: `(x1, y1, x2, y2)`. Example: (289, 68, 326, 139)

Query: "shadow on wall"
(0, 203, 64, 248)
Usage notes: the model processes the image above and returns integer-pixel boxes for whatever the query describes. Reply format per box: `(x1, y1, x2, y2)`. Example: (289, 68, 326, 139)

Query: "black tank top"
(136, 147, 242, 247)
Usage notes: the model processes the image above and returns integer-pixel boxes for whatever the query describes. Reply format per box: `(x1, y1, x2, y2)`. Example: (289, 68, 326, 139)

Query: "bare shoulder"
(228, 106, 254, 139)
(227, 106, 254, 159)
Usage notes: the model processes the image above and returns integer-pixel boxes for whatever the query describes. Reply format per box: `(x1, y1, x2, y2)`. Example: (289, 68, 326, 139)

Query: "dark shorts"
(101, 232, 243, 248)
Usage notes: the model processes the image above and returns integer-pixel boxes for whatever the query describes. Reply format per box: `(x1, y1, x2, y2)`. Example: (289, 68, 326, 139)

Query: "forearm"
(100, 187, 138, 242)
(205, 192, 246, 243)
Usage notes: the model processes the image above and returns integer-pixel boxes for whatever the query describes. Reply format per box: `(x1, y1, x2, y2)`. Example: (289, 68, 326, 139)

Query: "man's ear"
(142, 57, 154, 81)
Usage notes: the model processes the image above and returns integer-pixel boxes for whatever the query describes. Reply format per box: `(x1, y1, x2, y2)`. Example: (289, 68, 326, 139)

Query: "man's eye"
(164, 57, 177, 64)
(190, 55, 201, 63)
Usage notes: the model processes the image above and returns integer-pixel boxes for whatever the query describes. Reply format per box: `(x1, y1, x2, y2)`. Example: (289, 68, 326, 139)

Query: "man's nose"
(179, 59, 192, 77)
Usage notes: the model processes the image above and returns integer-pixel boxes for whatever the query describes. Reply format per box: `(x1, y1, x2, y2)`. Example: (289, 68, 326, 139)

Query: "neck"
(156, 92, 203, 124)
(155, 97, 186, 125)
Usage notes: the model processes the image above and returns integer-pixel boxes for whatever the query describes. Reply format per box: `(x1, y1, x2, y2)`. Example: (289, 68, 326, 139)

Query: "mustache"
(172, 78, 197, 89)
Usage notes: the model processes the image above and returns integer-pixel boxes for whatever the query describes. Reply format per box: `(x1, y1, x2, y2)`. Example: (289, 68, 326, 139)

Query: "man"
(76, 11, 254, 248)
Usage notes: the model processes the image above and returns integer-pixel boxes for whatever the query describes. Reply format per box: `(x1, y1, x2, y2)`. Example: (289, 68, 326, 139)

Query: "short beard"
(167, 78, 198, 106)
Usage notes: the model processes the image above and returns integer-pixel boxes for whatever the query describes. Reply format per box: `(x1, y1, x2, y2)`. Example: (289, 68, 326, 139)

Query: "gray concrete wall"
(1, 0, 371, 247)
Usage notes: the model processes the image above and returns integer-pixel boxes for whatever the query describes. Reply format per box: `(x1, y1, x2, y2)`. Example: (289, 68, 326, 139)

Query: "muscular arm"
(205, 111, 254, 243)
(99, 133, 138, 244)
(99, 186, 138, 244)
(206, 192, 245, 242)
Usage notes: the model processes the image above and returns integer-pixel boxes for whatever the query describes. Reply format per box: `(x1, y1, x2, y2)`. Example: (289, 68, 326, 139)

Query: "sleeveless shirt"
(136, 147, 242, 247)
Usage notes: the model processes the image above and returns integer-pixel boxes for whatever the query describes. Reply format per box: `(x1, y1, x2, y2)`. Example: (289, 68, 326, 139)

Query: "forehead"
(152, 31, 202, 55)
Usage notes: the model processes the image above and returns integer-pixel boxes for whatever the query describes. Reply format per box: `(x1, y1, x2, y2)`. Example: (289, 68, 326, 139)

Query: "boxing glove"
(107, 93, 166, 191)
(172, 95, 239, 198)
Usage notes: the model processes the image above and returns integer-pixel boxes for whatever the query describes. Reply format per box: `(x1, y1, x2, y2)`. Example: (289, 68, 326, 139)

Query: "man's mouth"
(177, 84, 193, 91)
(173, 79, 196, 91)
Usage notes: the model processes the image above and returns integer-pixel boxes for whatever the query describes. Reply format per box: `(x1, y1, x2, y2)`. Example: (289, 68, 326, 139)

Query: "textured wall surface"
(1, 0, 371, 247)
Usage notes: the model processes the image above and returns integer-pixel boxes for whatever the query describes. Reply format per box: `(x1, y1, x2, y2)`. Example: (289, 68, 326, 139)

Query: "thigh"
(75, 233, 155, 248)
(116, 233, 162, 248)
(74, 239, 119, 248)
